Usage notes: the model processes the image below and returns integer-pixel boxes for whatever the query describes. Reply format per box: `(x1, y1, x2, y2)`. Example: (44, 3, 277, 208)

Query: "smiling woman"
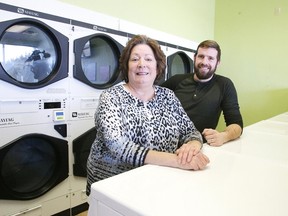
(85, 34, 209, 198)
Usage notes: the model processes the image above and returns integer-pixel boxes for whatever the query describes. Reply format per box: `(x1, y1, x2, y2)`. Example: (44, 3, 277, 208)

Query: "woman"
(86, 35, 209, 195)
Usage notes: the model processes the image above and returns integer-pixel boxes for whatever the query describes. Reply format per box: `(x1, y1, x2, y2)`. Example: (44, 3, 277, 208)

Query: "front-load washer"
(157, 46, 195, 84)
(67, 94, 99, 214)
(68, 119, 96, 214)
(67, 14, 128, 213)
(0, 97, 70, 215)
(0, 3, 69, 93)
(69, 16, 127, 99)
(163, 35, 197, 83)
(160, 39, 196, 83)
(0, 3, 71, 214)
(0, 133, 68, 200)
(73, 32, 124, 90)
(73, 127, 96, 178)
(166, 50, 194, 80)
(0, 17, 69, 89)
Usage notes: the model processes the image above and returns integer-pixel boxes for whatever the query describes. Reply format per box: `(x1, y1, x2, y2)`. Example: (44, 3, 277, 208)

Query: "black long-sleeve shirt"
(161, 74, 243, 134)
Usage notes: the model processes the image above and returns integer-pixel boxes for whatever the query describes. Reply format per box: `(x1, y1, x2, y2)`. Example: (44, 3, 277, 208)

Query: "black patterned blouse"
(86, 84, 202, 195)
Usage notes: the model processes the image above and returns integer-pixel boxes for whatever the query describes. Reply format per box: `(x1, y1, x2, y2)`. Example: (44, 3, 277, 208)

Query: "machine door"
(74, 33, 124, 89)
(0, 133, 68, 200)
(0, 18, 68, 89)
(73, 127, 96, 177)
(167, 51, 194, 79)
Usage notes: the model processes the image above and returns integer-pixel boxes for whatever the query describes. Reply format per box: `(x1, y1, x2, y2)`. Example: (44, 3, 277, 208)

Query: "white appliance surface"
(88, 112, 288, 216)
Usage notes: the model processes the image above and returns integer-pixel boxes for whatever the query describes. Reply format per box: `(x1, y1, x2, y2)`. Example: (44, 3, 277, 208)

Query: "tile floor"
(76, 211, 88, 216)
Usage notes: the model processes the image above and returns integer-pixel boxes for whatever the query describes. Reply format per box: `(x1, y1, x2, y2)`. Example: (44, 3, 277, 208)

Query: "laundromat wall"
(0, 0, 198, 215)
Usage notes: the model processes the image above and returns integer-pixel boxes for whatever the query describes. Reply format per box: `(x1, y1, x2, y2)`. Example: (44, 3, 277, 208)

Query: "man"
(161, 40, 243, 146)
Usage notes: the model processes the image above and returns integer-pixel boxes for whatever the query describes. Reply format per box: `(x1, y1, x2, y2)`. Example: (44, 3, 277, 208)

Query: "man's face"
(194, 47, 219, 80)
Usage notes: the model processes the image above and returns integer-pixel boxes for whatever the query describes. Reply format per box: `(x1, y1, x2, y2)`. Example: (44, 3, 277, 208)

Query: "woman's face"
(128, 44, 157, 86)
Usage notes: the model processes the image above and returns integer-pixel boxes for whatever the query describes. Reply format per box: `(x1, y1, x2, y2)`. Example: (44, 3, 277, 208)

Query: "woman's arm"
(144, 148, 209, 170)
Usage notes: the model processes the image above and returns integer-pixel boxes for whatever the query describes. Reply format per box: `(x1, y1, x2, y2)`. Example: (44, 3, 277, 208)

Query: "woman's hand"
(181, 152, 210, 170)
(176, 140, 209, 170)
(176, 140, 201, 164)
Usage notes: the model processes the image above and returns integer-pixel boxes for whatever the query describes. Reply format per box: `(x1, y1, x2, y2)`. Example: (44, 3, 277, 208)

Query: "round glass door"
(0, 18, 68, 88)
(73, 127, 96, 177)
(0, 134, 68, 200)
(0, 23, 56, 83)
(167, 51, 194, 78)
(74, 34, 124, 89)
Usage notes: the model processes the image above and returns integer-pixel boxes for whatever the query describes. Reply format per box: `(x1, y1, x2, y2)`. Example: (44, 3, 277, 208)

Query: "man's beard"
(194, 63, 217, 80)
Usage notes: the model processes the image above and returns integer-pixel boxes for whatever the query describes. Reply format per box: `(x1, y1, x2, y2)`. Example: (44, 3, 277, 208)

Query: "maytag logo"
(17, 8, 39, 17)
(96, 26, 107, 32)
(17, 8, 25, 14)
(0, 117, 14, 123)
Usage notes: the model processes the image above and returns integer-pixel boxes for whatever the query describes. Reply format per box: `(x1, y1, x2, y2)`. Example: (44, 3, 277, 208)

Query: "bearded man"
(162, 40, 243, 146)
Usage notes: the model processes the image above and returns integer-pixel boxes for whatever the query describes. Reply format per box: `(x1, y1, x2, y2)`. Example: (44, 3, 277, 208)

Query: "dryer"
(0, 98, 70, 216)
(166, 48, 195, 81)
(156, 45, 195, 84)
(161, 36, 196, 83)
(0, 2, 69, 93)
(0, 1, 71, 215)
(66, 9, 128, 214)
(68, 7, 127, 98)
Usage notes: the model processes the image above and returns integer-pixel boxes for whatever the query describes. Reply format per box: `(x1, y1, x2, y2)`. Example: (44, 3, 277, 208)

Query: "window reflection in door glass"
(171, 54, 185, 76)
(0, 23, 57, 83)
(81, 37, 117, 85)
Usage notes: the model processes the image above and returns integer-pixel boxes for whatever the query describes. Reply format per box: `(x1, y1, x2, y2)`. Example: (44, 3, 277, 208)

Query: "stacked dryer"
(67, 10, 127, 215)
(0, 2, 71, 215)
(165, 45, 195, 82)
(161, 35, 197, 83)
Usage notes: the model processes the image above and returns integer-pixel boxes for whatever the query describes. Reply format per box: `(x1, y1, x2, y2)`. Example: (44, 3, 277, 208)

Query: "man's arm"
(202, 124, 242, 146)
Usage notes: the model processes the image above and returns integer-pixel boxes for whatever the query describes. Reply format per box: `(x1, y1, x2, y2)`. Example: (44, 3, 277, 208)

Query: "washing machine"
(0, 1, 71, 215)
(0, 1, 69, 92)
(0, 98, 70, 216)
(66, 8, 128, 214)
(165, 47, 195, 82)
(154, 44, 195, 84)
(160, 34, 196, 83)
